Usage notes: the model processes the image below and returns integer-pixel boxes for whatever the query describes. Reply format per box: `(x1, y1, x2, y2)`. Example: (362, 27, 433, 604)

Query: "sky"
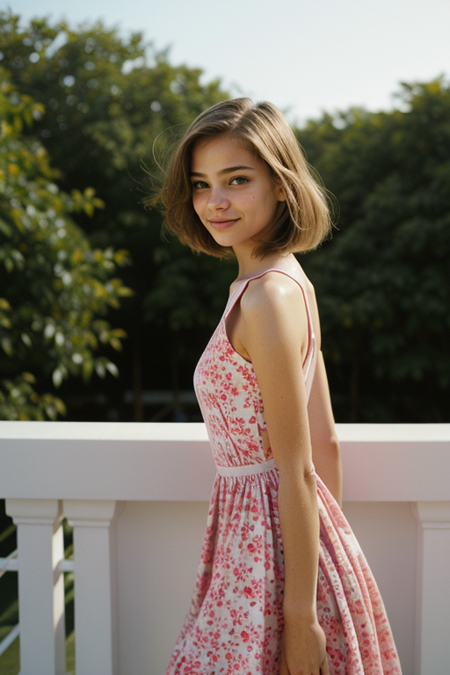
(4, 0, 450, 125)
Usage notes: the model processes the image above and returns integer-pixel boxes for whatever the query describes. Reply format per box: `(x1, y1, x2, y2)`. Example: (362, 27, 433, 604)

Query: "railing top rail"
(0, 421, 449, 441)
(0, 423, 449, 502)
(0, 421, 208, 441)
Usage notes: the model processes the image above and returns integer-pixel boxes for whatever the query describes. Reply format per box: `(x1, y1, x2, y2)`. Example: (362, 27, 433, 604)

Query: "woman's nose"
(207, 186, 229, 210)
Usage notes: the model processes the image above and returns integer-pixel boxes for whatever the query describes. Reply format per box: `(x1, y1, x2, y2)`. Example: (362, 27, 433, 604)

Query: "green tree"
(297, 78, 450, 421)
(0, 10, 233, 419)
(0, 69, 131, 419)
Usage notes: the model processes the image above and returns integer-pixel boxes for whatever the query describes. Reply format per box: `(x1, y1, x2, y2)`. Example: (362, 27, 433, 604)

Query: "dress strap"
(224, 268, 316, 370)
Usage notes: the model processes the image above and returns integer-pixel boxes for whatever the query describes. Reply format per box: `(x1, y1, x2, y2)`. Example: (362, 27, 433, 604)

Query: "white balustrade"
(0, 421, 449, 675)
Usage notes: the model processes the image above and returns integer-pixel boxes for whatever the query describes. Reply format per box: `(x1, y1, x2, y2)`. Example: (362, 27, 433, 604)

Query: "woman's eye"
(192, 180, 209, 190)
(230, 176, 248, 186)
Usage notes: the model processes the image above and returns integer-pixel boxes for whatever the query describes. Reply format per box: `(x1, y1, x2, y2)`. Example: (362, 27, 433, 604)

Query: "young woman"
(155, 98, 402, 675)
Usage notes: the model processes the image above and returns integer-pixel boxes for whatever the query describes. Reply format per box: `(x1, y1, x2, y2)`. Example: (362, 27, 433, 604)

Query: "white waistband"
(216, 458, 277, 477)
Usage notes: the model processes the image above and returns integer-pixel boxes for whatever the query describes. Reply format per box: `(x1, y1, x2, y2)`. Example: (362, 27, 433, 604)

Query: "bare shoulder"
(241, 272, 302, 311)
(240, 272, 308, 320)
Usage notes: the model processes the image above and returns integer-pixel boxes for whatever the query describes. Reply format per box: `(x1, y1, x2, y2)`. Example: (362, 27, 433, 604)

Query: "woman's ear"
(276, 183, 287, 202)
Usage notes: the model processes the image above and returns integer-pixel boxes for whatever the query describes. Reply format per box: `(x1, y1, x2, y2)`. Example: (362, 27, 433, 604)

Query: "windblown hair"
(153, 98, 332, 258)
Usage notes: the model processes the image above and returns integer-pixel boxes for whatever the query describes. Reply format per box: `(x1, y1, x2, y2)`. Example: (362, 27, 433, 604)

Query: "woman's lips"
(208, 218, 239, 231)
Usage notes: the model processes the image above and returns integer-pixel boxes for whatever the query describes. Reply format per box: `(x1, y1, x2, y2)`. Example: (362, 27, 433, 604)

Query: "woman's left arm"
(239, 274, 329, 675)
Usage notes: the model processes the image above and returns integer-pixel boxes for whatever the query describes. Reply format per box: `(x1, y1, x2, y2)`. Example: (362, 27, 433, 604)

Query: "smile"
(208, 219, 239, 231)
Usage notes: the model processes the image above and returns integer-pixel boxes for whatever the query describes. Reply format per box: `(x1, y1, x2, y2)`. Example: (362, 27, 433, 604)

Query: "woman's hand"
(280, 616, 329, 675)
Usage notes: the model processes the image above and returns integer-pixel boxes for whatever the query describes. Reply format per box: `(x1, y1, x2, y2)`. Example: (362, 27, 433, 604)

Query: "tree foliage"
(297, 78, 450, 421)
(0, 68, 131, 419)
(0, 10, 228, 242)
(0, 10, 234, 421)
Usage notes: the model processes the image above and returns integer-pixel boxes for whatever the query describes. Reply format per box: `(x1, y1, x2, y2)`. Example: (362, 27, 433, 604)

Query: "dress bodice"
(193, 268, 317, 469)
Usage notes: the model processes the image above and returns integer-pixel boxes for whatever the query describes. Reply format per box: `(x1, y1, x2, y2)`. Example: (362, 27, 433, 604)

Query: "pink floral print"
(166, 269, 402, 675)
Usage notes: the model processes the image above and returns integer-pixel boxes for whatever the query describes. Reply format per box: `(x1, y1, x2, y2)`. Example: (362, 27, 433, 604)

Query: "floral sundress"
(166, 268, 402, 675)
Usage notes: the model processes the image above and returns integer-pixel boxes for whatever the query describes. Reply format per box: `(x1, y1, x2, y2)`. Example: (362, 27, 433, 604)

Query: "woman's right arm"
(307, 351, 342, 507)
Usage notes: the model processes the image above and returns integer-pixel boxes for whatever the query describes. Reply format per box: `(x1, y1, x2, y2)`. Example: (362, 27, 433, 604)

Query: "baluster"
(411, 501, 450, 675)
(64, 500, 124, 675)
(5, 498, 65, 675)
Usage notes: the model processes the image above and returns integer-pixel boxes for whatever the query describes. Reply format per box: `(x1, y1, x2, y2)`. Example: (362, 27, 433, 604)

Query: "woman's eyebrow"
(190, 165, 256, 177)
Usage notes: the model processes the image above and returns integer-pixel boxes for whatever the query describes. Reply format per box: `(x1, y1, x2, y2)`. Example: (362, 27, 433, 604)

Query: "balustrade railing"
(0, 422, 449, 675)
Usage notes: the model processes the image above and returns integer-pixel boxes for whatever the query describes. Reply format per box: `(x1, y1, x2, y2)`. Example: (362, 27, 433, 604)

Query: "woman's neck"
(233, 247, 296, 282)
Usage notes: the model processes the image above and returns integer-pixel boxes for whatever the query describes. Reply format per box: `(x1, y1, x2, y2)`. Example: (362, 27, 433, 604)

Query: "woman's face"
(190, 134, 285, 253)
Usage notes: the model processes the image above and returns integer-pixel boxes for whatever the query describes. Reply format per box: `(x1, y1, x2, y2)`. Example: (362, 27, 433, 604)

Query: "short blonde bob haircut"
(156, 98, 332, 258)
